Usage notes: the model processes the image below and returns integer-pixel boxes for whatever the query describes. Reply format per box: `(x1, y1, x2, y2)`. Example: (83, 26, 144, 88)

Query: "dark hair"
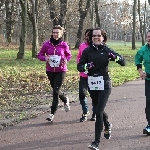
(92, 27, 107, 43)
(85, 29, 92, 36)
(52, 25, 64, 34)
(84, 28, 93, 45)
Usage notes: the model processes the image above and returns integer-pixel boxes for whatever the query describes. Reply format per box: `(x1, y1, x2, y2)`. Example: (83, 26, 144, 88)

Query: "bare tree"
(138, 0, 145, 45)
(0, 0, 6, 9)
(59, 0, 68, 26)
(46, 0, 68, 26)
(46, 0, 58, 26)
(132, 0, 137, 49)
(1, 0, 150, 48)
(27, 0, 39, 58)
(5, 0, 16, 44)
(113, 1, 133, 45)
(143, 1, 146, 38)
(17, 0, 27, 59)
(74, 0, 91, 49)
(94, 0, 101, 27)
(0, 0, 6, 43)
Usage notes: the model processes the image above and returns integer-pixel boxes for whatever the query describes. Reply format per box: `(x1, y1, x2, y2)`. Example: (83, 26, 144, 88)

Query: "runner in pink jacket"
(38, 40, 71, 72)
(77, 42, 89, 77)
(77, 29, 96, 122)
(38, 25, 72, 122)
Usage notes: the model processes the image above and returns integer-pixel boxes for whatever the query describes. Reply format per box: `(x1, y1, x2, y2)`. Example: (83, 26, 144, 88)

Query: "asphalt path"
(0, 79, 150, 150)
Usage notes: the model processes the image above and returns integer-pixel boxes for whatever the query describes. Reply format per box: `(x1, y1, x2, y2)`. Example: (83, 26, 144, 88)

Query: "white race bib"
(49, 55, 61, 67)
(88, 76, 104, 90)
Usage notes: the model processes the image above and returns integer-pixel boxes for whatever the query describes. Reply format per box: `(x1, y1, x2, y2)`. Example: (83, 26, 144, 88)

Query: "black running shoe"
(90, 113, 96, 121)
(143, 125, 150, 135)
(104, 123, 112, 139)
(88, 141, 99, 150)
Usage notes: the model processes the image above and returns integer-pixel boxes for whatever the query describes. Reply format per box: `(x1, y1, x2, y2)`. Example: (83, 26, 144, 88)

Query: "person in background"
(135, 30, 150, 135)
(37, 25, 72, 122)
(77, 27, 126, 150)
(77, 28, 95, 122)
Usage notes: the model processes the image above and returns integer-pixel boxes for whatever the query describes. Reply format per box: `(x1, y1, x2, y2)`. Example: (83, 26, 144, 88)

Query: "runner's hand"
(140, 71, 147, 80)
(45, 55, 50, 62)
(61, 59, 67, 66)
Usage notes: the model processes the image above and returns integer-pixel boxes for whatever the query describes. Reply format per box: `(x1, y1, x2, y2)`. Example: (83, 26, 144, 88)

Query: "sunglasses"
(92, 35, 102, 37)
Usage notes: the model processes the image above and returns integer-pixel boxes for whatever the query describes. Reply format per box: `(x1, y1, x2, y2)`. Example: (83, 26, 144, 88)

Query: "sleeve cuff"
(137, 64, 142, 70)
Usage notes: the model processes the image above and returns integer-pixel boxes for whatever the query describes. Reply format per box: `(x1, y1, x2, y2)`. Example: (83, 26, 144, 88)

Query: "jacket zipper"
(51, 42, 61, 72)
(53, 44, 56, 72)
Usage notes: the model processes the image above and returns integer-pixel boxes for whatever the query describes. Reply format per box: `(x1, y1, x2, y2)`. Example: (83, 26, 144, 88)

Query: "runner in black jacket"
(77, 27, 126, 150)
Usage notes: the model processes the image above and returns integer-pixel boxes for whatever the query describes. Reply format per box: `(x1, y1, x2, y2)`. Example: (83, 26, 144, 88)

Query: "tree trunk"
(95, 0, 101, 27)
(27, 0, 39, 58)
(59, 0, 68, 41)
(132, 0, 136, 49)
(5, 0, 15, 44)
(142, 1, 146, 44)
(63, 18, 68, 42)
(59, 0, 67, 26)
(47, 0, 58, 26)
(124, 31, 126, 46)
(17, 0, 27, 59)
(74, 16, 85, 49)
(74, 0, 91, 49)
(137, 0, 145, 46)
(0, 0, 6, 9)
(47, 0, 68, 28)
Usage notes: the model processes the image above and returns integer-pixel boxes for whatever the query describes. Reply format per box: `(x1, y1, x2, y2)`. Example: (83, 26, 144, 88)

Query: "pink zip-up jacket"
(37, 40, 72, 72)
(77, 42, 89, 77)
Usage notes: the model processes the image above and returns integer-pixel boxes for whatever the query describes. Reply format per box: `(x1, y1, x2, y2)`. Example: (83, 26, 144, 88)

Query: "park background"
(0, 0, 149, 129)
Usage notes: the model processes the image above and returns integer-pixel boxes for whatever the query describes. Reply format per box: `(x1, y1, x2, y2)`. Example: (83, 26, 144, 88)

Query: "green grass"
(0, 42, 142, 121)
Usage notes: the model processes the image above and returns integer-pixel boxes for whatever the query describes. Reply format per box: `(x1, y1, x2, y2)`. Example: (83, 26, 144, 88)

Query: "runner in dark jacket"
(77, 27, 126, 150)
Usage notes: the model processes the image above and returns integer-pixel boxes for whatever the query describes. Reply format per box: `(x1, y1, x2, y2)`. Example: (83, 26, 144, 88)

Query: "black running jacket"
(77, 44, 126, 88)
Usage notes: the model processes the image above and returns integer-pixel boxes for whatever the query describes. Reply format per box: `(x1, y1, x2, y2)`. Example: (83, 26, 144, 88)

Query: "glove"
(108, 53, 116, 61)
(115, 56, 126, 66)
(84, 62, 94, 70)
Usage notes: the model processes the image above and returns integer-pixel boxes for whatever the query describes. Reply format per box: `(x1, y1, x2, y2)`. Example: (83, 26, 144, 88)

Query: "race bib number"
(49, 55, 61, 67)
(88, 76, 104, 90)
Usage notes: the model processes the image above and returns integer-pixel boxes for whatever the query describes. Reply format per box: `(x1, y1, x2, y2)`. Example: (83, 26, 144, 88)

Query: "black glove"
(116, 56, 126, 66)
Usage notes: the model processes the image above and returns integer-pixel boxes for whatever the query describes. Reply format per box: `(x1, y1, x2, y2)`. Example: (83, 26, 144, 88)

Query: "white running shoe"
(64, 97, 70, 112)
(46, 114, 54, 122)
(80, 111, 90, 122)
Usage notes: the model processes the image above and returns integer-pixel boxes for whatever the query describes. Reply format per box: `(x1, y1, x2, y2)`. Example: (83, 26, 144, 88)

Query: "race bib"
(88, 76, 104, 90)
(49, 55, 61, 67)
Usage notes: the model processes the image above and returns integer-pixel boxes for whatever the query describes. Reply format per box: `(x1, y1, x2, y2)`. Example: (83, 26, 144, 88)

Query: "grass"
(0, 41, 142, 125)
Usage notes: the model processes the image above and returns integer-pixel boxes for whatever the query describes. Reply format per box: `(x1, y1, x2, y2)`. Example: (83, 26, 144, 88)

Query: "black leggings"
(145, 79, 150, 125)
(46, 71, 67, 114)
(89, 88, 111, 143)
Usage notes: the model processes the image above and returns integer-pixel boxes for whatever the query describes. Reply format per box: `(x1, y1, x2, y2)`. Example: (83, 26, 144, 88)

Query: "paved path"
(0, 79, 150, 150)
